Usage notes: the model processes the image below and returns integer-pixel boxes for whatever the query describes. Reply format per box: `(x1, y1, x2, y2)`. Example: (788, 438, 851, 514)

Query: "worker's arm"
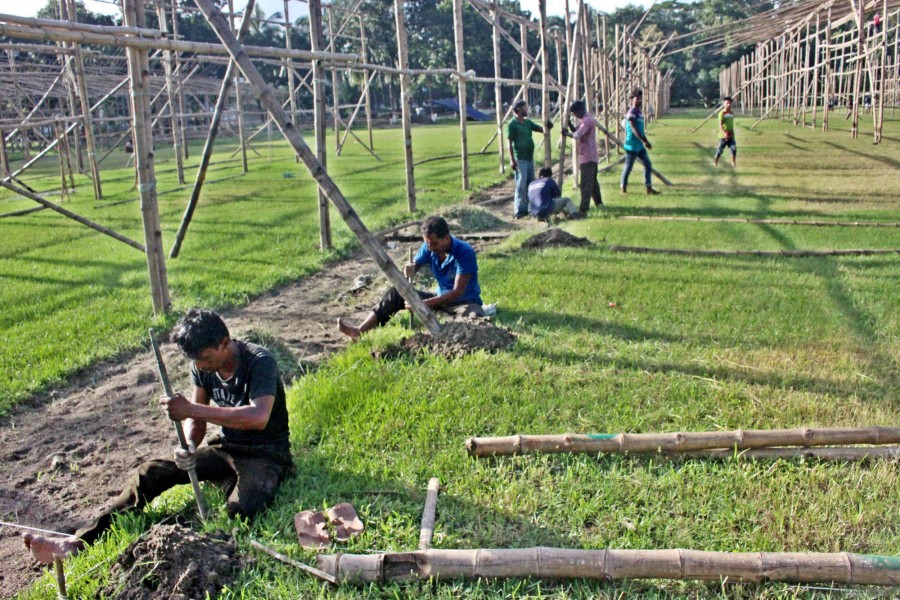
(422, 273, 472, 308)
(183, 385, 209, 447)
(162, 390, 274, 432)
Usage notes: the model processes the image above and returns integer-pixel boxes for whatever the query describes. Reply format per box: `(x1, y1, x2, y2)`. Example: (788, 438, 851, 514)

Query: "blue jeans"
(513, 159, 535, 216)
(621, 149, 652, 189)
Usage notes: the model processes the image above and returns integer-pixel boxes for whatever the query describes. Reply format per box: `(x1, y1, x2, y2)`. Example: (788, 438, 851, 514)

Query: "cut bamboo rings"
(465, 426, 900, 457)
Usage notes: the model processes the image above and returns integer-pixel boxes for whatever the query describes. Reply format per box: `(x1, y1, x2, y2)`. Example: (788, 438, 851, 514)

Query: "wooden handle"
(148, 328, 209, 521)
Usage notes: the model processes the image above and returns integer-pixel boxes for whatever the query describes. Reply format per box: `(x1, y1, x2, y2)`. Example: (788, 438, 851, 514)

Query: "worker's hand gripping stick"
(148, 328, 209, 520)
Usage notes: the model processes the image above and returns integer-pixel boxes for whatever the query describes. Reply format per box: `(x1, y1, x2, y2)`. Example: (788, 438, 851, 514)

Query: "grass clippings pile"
(377, 319, 517, 360)
(102, 524, 240, 599)
(522, 227, 591, 249)
(441, 205, 512, 232)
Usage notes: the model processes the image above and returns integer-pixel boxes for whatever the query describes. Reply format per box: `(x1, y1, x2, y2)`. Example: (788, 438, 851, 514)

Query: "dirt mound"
(376, 320, 517, 360)
(522, 228, 591, 249)
(441, 206, 513, 232)
(102, 524, 241, 599)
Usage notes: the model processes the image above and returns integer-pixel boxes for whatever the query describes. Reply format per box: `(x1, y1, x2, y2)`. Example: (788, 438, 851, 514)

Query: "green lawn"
(12, 110, 900, 598)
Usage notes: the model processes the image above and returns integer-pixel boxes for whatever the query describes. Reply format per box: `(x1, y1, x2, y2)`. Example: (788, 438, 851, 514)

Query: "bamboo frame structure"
(318, 548, 900, 585)
(466, 426, 900, 457)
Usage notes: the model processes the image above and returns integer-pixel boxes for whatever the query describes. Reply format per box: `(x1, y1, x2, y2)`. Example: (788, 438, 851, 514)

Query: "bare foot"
(22, 533, 82, 563)
(336, 317, 360, 340)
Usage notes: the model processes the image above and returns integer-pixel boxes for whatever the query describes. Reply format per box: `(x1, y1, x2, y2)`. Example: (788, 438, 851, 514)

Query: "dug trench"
(0, 180, 584, 597)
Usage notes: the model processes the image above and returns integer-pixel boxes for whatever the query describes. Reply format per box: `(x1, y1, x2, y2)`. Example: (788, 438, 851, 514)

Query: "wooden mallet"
(148, 328, 209, 520)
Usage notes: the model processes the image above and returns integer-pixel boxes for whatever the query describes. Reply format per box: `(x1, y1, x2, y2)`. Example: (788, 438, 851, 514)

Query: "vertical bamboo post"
(520, 22, 529, 105)
(57, 118, 75, 191)
(56, 121, 69, 201)
(53, 556, 67, 599)
(327, 5, 341, 152)
(538, 0, 551, 168)
(874, 0, 888, 143)
(452, 0, 469, 191)
(309, 0, 332, 249)
(284, 0, 299, 163)
(491, 0, 505, 174)
(601, 16, 610, 161)
(811, 15, 820, 127)
(359, 16, 374, 151)
(823, 9, 832, 130)
(0, 129, 9, 178)
(171, 0, 189, 160)
(123, 0, 171, 315)
(192, 0, 440, 336)
(65, 0, 102, 199)
(851, 0, 865, 139)
(229, 0, 248, 172)
(157, 2, 185, 185)
(394, 0, 416, 211)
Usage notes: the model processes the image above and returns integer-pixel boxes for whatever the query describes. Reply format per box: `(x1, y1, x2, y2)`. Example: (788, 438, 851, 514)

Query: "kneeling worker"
(528, 167, 582, 220)
(338, 216, 483, 339)
(23, 309, 293, 561)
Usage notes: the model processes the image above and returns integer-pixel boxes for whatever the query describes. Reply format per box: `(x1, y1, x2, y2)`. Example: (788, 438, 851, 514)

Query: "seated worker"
(338, 216, 483, 339)
(528, 167, 582, 220)
(23, 309, 293, 562)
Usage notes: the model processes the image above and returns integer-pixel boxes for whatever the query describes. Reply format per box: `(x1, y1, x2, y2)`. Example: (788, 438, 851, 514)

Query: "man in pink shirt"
(562, 100, 603, 213)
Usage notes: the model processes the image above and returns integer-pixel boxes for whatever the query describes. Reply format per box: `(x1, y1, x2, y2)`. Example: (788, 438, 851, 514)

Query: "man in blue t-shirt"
(621, 89, 661, 196)
(22, 309, 293, 561)
(338, 216, 484, 339)
(528, 167, 581, 220)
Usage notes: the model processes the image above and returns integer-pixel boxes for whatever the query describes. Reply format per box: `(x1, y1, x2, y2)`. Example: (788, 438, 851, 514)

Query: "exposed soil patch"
(522, 227, 591, 249)
(375, 319, 517, 360)
(0, 177, 530, 598)
(102, 524, 240, 599)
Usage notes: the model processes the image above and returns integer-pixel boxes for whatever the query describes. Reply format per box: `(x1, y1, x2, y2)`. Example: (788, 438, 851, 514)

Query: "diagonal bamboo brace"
(148, 329, 209, 520)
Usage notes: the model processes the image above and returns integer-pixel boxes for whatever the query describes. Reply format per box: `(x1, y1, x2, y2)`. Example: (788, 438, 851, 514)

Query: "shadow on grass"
(822, 140, 900, 170)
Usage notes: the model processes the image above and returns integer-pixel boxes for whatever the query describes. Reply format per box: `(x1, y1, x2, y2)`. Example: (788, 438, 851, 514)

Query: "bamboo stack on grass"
(466, 426, 900, 457)
(317, 547, 900, 585)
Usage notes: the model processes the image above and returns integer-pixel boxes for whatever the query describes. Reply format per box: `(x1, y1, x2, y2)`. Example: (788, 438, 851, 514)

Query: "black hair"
(723, 96, 733, 102)
(171, 308, 230, 359)
(422, 216, 450, 238)
(538, 167, 553, 178)
(570, 100, 586, 114)
(513, 100, 527, 112)
(630, 89, 643, 99)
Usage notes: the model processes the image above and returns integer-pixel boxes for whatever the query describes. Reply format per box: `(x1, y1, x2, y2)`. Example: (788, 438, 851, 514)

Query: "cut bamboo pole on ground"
(466, 426, 900, 457)
(681, 446, 900, 462)
(418, 478, 440, 551)
(318, 548, 900, 585)
(617, 216, 900, 228)
(193, 0, 440, 336)
(608, 246, 900, 258)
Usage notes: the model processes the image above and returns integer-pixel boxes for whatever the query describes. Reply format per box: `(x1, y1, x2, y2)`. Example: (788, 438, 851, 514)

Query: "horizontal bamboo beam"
(618, 216, 900, 228)
(318, 548, 900, 585)
(0, 20, 358, 64)
(466, 427, 900, 457)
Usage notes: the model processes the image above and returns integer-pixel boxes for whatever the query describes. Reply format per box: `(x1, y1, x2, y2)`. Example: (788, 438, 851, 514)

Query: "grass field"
(11, 109, 900, 598)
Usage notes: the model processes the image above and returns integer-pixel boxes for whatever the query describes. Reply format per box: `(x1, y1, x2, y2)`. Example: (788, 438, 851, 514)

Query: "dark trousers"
(75, 438, 292, 544)
(715, 137, 737, 158)
(373, 287, 483, 326)
(578, 161, 603, 212)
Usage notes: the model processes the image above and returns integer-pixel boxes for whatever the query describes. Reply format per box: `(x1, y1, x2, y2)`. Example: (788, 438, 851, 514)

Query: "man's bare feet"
(22, 533, 82, 563)
(337, 317, 361, 340)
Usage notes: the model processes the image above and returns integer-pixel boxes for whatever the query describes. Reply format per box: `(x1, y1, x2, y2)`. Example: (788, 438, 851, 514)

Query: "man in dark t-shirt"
(22, 309, 293, 561)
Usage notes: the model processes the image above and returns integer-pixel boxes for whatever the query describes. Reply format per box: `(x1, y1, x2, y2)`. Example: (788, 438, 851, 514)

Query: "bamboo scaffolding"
(466, 426, 900, 457)
(452, 0, 469, 190)
(309, 0, 332, 249)
(193, 0, 440, 335)
(394, 0, 416, 211)
(318, 548, 900, 585)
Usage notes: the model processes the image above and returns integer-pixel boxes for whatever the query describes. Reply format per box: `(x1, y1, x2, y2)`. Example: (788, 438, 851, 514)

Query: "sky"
(6, 0, 655, 21)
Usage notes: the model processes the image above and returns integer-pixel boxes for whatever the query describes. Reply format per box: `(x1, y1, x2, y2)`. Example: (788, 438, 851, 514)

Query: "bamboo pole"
(491, 0, 504, 174)
(157, 2, 185, 185)
(452, 0, 469, 191)
(169, 0, 254, 260)
(283, 0, 298, 162)
(418, 477, 440, 551)
(682, 446, 900, 462)
(193, 0, 440, 335)
(123, 0, 171, 315)
(229, 0, 248, 172)
(610, 245, 897, 257)
(466, 426, 900, 457)
(359, 16, 374, 151)
(318, 548, 900, 585)
(539, 0, 551, 168)
(0, 179, 145, 252)
(327, 6, 342, 153)
(336, 71, 378, 155)
(394, 0, 416, 211)
(309, 0, 332, 250)
(618, 215, 900, 227)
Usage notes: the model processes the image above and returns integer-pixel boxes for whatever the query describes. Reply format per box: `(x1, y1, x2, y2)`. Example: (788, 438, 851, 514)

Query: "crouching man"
(24, 309, 293, 561)
(338, 216, 483, 339)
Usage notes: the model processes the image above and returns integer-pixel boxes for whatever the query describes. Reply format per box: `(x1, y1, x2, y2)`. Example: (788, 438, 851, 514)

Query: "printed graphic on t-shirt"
(211, 379, 244, 407)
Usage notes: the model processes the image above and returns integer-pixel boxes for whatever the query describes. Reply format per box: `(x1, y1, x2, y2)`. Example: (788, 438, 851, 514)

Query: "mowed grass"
(0, 122, 510, 412)
(14, 110, 900, 599)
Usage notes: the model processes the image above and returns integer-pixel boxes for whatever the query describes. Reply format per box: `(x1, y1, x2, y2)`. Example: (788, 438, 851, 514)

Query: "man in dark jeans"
(23, 309, 293, 561)
(338, 216, 483, 339)
(562, 100, 603, 213)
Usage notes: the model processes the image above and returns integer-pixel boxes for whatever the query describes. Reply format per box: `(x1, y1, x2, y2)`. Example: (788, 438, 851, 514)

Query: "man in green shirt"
(714, 96, 736, 167)
(507, 100, 551, 219)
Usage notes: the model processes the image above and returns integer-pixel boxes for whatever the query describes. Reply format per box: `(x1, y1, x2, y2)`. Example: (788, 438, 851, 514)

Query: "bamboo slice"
(418, 478, 441, 551)
(192, 0, 440, 336)
(465, 426, 900, 457)
(680, 446, 900, 461)
(318, 548, 900, 585)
